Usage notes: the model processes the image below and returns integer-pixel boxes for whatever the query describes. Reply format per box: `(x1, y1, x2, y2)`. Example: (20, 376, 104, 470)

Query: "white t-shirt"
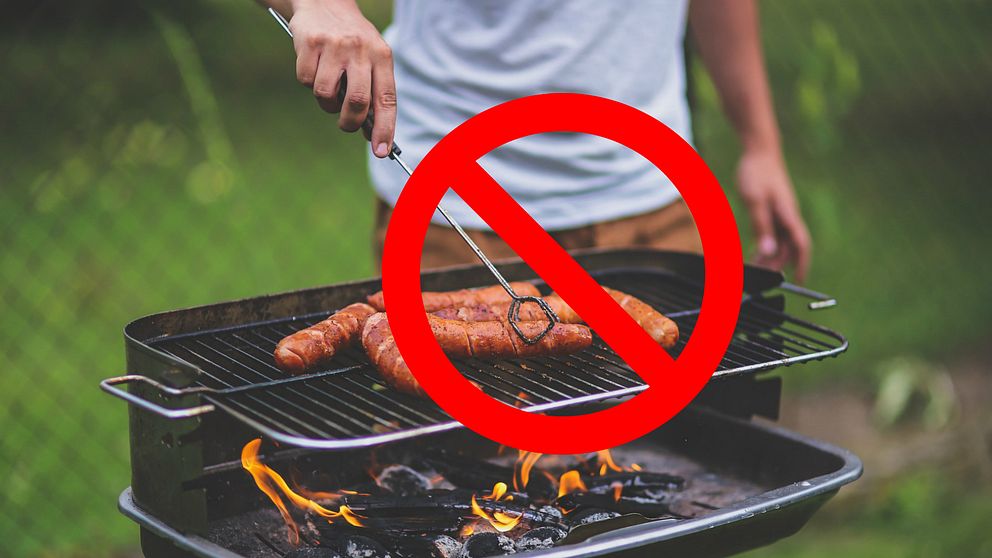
(369, 0, 692, 231)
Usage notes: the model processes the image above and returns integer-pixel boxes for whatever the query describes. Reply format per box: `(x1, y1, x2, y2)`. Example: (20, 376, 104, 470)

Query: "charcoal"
(285, 548, 342, 558)
(422, 451, 555, 501)
(514, 526, 567, 552)
(585, 472, 685, 495)
(567, 508, 621, 526)
(342, 490, 564, 531)
(377, 465, 432, 497)
(338, 535, 392, 558)
(456, 533, 515, 558)
(557, 492, 681, 518)
(430, 535, 463, 558)
(536, 505, 563, 522)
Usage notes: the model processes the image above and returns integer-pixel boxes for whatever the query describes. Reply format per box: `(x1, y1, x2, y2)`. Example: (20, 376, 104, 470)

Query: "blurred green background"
(1, 0, 990, 556)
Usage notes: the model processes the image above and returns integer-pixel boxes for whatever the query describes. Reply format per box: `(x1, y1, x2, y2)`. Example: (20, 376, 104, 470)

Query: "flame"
(630, 463, 642, 472)
(242, 439, 300, 544)
(557, 470, 588, 498)
(597, 449, 624, 473)
(471, 482, 523, 532)
(241, 439, 367, 543)
(461, 524, 475, 537)
(485, 482, 509, 500)
(513, 450, 543, 491)
(611, 481, 624, 502)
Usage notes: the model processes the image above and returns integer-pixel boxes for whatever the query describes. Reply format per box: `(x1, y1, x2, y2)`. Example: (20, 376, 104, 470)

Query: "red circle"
(382, 93, 743, 454)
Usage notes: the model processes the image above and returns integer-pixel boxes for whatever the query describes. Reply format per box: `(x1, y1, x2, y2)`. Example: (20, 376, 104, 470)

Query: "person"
(264, 0, 811, 281)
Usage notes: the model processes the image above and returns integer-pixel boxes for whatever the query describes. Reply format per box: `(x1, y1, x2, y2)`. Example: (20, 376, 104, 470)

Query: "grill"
(103, 249, 861, 558)
(106, 251, 845, 449)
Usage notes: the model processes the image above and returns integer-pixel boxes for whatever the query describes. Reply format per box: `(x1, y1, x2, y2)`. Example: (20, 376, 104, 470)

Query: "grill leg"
(140, 527, 199, 558)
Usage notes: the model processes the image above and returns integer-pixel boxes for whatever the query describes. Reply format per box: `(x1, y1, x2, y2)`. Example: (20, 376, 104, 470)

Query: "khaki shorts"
(372, 198, 702, 271)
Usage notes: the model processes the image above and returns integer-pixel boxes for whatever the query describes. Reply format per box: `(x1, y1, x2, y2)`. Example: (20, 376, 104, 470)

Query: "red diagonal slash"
(381, 93, 743, 453)
(452, 162, 672, 385)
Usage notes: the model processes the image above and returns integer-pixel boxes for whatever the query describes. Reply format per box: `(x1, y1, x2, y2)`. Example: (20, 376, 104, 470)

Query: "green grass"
(1, 0, 990, 555)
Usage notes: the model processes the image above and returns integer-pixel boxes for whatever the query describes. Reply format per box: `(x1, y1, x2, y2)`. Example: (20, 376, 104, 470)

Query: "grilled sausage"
(440, 287, 679, 349)
(274, 303, 377, 374)
(365, 282, 541, 312)
(361, 312, 593, 396)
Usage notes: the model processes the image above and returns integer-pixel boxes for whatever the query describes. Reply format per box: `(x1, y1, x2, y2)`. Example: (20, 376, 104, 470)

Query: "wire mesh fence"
(1, 0, 990, 555)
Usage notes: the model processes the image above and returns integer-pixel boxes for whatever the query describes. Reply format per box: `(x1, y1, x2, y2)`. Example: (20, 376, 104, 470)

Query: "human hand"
(289, 0, 396, 157)
(736, 148, 812, 283)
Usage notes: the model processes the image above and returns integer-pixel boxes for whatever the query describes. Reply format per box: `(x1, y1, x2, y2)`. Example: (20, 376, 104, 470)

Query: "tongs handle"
(266, 7, 560, 343)
(779, 282, 837, 310)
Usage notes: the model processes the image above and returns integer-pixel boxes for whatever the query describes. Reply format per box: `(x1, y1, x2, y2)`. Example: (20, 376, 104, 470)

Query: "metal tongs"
(268, 8, 558, 343)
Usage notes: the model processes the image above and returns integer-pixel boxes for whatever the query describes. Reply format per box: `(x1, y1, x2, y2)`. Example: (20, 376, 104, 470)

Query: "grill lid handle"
(99, 375, 216, 419)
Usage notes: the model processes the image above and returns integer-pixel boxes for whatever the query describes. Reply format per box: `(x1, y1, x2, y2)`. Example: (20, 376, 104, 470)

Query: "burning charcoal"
(514, 526, 567, 552)
(423, 451, 555, 501)
(377, 465, 432, 497)
(567, 508, 621, 527)
(585, 472, 684, 494)
(557, 492, 681, 518)
(286, 548, 343, 558)
(537, 505, 563, 522)
(456, 533, 515, 558)
(338, 535, 393, 558)
(430, 535, 463, 558)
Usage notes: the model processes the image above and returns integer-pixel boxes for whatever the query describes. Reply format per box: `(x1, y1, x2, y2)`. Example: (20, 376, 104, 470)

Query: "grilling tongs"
(268, 8, 558, 343)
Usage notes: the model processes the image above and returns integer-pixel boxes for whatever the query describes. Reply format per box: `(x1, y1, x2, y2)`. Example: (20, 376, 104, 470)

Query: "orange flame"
(611, 481, 624, 502)
(513, 450, 544, 492)
(557, 470, 588, 498)
(471, 482, 523, 532)
(241, 439, 367, 543)
(597, 449, 624, 474)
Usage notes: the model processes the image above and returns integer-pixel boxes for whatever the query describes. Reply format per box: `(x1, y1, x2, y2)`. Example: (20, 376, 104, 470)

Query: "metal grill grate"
(147, 270, 846, 449)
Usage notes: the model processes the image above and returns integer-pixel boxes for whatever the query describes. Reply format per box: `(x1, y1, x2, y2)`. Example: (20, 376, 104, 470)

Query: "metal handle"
(265, 7, 560, 343)
(100, 375, 216, 419)
(778, 282, 837, 310)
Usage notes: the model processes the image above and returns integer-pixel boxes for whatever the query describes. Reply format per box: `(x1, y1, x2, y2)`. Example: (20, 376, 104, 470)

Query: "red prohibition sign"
(382, 93, 743, 454)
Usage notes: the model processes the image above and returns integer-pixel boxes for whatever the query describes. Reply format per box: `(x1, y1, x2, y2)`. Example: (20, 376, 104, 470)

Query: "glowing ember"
(241, 439, 367, 543)
(557, 470, 588, 498)
(611, 481, 624, 502)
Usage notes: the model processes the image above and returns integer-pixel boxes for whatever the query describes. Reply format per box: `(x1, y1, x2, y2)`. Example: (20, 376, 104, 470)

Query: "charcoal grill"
(102, 248, 861, 557)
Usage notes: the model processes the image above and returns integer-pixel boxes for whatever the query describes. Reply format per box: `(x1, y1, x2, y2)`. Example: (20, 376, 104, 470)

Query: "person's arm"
(262, 0, 396, 157)
(689, 0, 811, 282)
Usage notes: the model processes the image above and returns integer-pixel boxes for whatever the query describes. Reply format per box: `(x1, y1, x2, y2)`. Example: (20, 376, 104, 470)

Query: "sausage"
(442, 287, 679, 349)
(365, 282, 541, 312)
(361, 312, 593, 396)
(274, 303, 377, 374)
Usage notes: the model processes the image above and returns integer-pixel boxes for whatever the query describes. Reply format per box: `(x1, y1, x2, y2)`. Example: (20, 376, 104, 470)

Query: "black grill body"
(112, 249, 861, 557)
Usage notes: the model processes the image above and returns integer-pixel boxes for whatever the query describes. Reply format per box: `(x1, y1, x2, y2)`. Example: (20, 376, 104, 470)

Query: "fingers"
(294, 33, 320, 89)
(774, 198, 812, 283)
(745, 195, 777, 263)
(312, 48, 344, 114)
(337, 58, 372, 133)
(369, 47, 397, 158)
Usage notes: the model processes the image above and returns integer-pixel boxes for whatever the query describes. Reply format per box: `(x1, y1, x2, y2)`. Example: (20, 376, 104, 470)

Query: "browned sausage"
(365, 282, 541, 312)
(444, 287, 679, 349)
(274, 303, 377, 374)
(361, 312, 593, 396)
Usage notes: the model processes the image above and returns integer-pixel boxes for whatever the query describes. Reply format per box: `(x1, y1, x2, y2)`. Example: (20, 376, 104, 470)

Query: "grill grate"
(148, 270, 846, 449)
